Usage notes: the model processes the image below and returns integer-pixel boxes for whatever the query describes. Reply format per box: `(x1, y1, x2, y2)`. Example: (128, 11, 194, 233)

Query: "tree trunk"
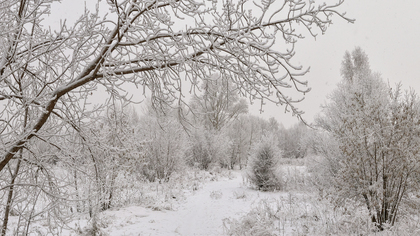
(1, 160, 21, 236)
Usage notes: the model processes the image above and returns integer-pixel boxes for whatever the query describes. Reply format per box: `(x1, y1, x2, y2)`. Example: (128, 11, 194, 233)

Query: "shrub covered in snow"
(185, 128, 231, 170)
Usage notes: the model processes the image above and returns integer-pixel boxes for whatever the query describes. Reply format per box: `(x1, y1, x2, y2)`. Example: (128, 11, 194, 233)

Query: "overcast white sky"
(260, 0, 420, 127)
(49, 0, 420, 128)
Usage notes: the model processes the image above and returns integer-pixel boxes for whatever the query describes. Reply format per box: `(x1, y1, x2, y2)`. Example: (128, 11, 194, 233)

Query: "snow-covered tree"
(190, 74, 248, 131)
(247, 136, 282, 191)
(137, 104, 187, 182)
(318, 47, 420, 229)
(89, 102, 140, 210)
(188, 73, 247, 169)
(0, 0, 353, 173)
(226, 115, 252, 169)
(279, 122, 308, 158)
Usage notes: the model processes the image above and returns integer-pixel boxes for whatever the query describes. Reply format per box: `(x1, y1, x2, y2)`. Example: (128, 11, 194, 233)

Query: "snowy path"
(103, 171, 279, 236)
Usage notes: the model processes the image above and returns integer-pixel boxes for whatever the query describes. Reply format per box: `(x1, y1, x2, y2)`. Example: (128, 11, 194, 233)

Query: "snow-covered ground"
(97, 171, 283, 236)
(5, 164, 419, 235)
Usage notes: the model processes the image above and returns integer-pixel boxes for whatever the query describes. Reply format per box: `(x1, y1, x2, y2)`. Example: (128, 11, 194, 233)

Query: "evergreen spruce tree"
(248, 142, 281, 191)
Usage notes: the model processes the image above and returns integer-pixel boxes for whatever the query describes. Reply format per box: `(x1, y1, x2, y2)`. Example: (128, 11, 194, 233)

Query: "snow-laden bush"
(224, 192, 420, 236)
(223, 199, 281, 236)
(138, 115, 187, 183)
(246, 138, 282, 191)
(185, 129, 213, 170)
(185, 128, 231, 170)
(223, 195, 376, 236)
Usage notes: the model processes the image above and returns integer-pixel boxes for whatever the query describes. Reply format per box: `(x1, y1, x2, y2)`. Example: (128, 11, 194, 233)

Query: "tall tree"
(190, 73, 248, 130)
(318, 47, 420, 229)
(279, 122, 308, 158)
